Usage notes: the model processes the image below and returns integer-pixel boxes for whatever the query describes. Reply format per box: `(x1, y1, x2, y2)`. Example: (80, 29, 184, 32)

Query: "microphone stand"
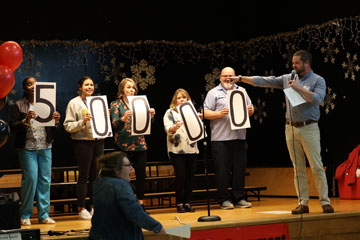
(198, 101, 221, 222)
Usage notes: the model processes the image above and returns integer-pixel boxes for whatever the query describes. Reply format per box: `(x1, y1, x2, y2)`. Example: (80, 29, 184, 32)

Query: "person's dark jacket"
(10, 97, 56, 149)
(90, 177, 163, 240)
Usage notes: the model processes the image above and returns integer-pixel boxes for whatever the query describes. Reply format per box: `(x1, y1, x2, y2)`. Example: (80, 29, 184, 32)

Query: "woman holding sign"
(64, 76, 104, 220)
(10, 77, 60, 226)
(110, 78, 155, 210)
(163, 88, 200, 213)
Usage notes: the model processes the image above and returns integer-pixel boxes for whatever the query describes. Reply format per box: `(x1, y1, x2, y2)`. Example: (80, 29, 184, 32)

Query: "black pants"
(72, 139, 104, 208)
(124, 151, 147, 200)
(211, 140, 247, 204)
(169, 152, 197, 205)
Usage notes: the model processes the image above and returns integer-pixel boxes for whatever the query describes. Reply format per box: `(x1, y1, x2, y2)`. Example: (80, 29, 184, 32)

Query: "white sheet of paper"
(86, 96, 113, 138)
(0, 233, 21, 240)
(166, 224, 190, 238)
(177, 101, 205, 144)
(127, 95, 151, 136)
(227, 89, 251, 130)
(283, 87, 306, 107)
(33, 82, 56, 127)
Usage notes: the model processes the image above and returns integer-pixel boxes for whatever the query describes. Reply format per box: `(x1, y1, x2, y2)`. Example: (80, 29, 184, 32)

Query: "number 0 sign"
(86, 95, 113, 138)
(177, 101, 204, 144)
(227, 88, 251, 130)
(127, 95, 151, 136)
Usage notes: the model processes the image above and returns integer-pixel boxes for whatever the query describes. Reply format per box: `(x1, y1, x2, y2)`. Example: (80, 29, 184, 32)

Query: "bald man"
(204, 67, 254, 210)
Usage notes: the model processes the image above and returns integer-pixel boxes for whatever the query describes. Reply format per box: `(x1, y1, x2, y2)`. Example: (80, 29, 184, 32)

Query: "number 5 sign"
(33, 82, 56, 126)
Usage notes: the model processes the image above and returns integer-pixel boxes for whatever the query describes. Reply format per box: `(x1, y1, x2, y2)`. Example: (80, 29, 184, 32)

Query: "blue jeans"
(17, 149, 52, 221)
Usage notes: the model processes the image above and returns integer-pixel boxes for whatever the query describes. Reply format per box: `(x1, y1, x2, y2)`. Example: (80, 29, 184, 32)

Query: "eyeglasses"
(122, 163, 133, 168)
(220, 75, 235, 78)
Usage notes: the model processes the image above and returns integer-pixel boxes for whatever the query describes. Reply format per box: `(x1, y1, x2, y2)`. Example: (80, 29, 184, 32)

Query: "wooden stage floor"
(19, 197, 360, 240)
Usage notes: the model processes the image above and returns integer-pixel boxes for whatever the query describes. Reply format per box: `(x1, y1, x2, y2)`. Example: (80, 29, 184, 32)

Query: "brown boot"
(291, 205, 309, 214)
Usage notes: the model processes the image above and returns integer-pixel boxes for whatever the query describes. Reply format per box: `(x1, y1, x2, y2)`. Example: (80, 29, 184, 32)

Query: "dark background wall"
(0, 4, 359, 174)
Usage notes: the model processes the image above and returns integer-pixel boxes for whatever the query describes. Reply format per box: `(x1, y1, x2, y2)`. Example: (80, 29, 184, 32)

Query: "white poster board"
(166, 224, 190, 238)
(177, 101, 205, 144)
(227, 89, 251, 130)
(33, 82, 56, 126)
(127, 95, 151, 136)
(86, 95, 113, 138)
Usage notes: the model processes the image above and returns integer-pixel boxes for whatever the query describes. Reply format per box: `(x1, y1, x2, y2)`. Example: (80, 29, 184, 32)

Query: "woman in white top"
(163, 88, 201, 213)
(63, 76, 104, 220)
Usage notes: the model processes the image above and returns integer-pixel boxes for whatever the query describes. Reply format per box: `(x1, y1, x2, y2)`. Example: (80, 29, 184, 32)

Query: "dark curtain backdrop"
(0, 16, 359, 172)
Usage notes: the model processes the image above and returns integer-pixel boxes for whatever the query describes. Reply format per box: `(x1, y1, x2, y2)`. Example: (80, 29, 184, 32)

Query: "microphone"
(48, 230, 67, 236)
(290, 70, 296, 81)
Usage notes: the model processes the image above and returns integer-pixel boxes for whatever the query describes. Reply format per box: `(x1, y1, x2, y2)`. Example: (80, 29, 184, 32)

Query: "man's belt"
(286, 120, 318, 127)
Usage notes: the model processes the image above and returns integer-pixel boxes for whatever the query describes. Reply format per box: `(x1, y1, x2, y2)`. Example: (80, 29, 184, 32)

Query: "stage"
(14, 197, 360, 240)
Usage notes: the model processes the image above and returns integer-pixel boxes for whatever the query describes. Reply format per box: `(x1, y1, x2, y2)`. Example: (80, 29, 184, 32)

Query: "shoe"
(322, 204, 334, 213)
(235, 199, 252, 208)
(184, 204, 195, 212)
(220, 200, 234, 210)
(79, 209, 92, 220)
(40, 218, 56, 224)
(90, 208, 94, 216)
(292, 205, 309, 214)
(177, 204, 186, 213)
(21, 218, 31, 226)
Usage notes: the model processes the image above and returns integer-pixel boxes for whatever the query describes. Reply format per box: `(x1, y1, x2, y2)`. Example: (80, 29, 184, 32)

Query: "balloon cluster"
(0, 41, 23, 148)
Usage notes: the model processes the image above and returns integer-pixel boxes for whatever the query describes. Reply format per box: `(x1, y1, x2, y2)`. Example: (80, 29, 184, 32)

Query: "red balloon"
(0, 41, 23, 72)
(0, 65, 15, 98)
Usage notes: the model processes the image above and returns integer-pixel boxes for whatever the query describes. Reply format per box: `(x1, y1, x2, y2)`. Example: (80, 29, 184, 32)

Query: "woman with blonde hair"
(110, 78, 155, 210)
(163, 88, 200, 213)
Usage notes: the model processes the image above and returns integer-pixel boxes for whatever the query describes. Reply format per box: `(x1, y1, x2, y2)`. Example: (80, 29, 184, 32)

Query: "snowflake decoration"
(253, 98, 267, 125)
(342, 52, 360, 81)
(264, 69, 274, 76)
(282, 45, 295, 69)
(264, 88, 274, 94)
(241, 51, 257, 75)
(204, 68, 220, 92)
(321, 38, 339, 64)
(102, 58, 125, 85)
(320, 87, 336, 115)
(6, 89, 17, 105)
(131, 59, 156, 90)
(264, 69, 275, 94)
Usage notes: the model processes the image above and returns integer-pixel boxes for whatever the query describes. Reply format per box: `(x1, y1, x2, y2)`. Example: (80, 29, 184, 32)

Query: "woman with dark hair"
(163, 88, 200, 213)
(10, 76, 60, 226)
(63, 76, 104, 220)
(89, 151, 165, 240)
(110, 78, 155, 210)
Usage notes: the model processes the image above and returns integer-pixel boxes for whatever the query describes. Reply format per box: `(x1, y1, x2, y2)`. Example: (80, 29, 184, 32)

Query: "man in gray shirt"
(238, 50, 334, 214)
(204, 67, 254, 210)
